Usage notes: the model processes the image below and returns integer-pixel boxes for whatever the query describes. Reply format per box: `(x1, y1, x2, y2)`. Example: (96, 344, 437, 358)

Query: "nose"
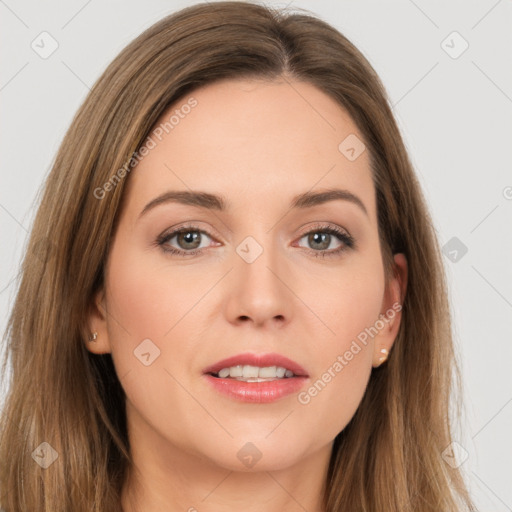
(224, 238, 293, 328)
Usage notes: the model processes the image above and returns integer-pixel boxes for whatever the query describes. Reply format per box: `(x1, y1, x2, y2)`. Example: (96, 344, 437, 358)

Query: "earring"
(378, 348, 389, 365)
(88, 331, 98, 342)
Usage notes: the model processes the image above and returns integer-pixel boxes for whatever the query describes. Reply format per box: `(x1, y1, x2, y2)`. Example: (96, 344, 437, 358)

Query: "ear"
(372, 253, 408, 367)
(85, 287, 112, 355)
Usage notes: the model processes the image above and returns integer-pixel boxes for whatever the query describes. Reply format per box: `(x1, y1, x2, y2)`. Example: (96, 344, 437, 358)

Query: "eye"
(155, 222, 356, 258)
(295, 224, 355, 258)
(156, 224, 216, 256)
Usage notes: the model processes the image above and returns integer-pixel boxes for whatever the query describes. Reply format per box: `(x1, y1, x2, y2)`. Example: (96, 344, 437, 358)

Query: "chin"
(198, 435, 311, 473)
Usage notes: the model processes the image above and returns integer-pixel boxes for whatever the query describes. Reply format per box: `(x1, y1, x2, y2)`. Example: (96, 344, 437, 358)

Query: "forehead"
(121, 78, 376, 223)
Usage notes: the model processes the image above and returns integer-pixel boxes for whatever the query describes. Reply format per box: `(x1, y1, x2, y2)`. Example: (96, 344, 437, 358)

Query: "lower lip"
(203, 374, 309, 403)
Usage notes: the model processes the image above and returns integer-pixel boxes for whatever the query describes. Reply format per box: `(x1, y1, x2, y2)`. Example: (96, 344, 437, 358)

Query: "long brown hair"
(0, 2, 476, 510)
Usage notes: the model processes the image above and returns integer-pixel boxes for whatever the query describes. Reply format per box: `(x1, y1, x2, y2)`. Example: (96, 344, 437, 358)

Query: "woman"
(0, 1, 477, 511)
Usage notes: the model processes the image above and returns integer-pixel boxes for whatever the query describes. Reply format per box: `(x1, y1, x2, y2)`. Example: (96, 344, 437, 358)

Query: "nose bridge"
(236, 231, 283, 293)
(227, 230, 291, 325)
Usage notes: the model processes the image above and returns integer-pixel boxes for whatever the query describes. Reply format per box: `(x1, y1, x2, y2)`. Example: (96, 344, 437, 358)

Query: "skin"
(87, 77, 407, 512)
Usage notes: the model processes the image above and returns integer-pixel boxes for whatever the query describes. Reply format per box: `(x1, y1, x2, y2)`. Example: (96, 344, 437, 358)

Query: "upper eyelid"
(161, 221, 349, 235)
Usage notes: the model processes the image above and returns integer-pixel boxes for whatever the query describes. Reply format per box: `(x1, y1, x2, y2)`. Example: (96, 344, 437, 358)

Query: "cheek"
(302, 252, 385, 348)
(295, 255, 384, 438)
(105, 244, 202, 341)
(102, 245, 208, 446)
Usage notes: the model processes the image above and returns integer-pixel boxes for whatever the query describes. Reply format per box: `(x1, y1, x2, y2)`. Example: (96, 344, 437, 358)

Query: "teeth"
(230, 364, 243, 377)
(243, 365, 259, 378)
(215, 364, 296, 379)
(258, 366, 277, 378)
(218, 368, 231, 378)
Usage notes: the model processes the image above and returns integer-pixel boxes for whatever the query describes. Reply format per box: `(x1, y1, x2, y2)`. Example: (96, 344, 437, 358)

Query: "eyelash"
(155, 222, 356, 259)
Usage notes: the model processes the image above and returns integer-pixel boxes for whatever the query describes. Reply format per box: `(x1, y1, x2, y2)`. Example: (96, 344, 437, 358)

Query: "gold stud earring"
(88, 331, 98, 342)
(378, 348, 389, 365)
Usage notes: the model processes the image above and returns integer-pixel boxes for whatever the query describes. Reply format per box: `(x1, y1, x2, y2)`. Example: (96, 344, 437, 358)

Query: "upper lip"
(203, 352, 309, 377)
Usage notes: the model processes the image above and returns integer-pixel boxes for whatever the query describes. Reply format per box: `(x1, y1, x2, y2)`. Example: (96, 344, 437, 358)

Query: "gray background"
(1, 0, 511, 510)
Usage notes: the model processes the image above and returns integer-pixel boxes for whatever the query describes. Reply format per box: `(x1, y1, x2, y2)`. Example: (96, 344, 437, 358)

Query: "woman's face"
(88, 77, 406, 473)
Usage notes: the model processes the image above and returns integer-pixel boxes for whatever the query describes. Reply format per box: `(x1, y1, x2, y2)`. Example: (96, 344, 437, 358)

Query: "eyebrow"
(138, 187, 368, 219)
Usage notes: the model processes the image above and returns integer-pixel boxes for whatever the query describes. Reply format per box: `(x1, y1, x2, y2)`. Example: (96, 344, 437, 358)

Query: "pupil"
(179, 231, 200, 249)
(310, 232, 329, 250)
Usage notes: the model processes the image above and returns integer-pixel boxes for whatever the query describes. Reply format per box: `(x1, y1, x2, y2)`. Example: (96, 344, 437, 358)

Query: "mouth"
(207, 367, 298, 382)
(201, 352, 309, 403)
(202, 352, 309, 381)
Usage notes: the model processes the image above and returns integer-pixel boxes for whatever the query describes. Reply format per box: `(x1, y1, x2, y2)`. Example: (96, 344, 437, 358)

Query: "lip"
(202, 352, 309, 377)
(203, 374, 309, 403)
(202, 352, 310, 404)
